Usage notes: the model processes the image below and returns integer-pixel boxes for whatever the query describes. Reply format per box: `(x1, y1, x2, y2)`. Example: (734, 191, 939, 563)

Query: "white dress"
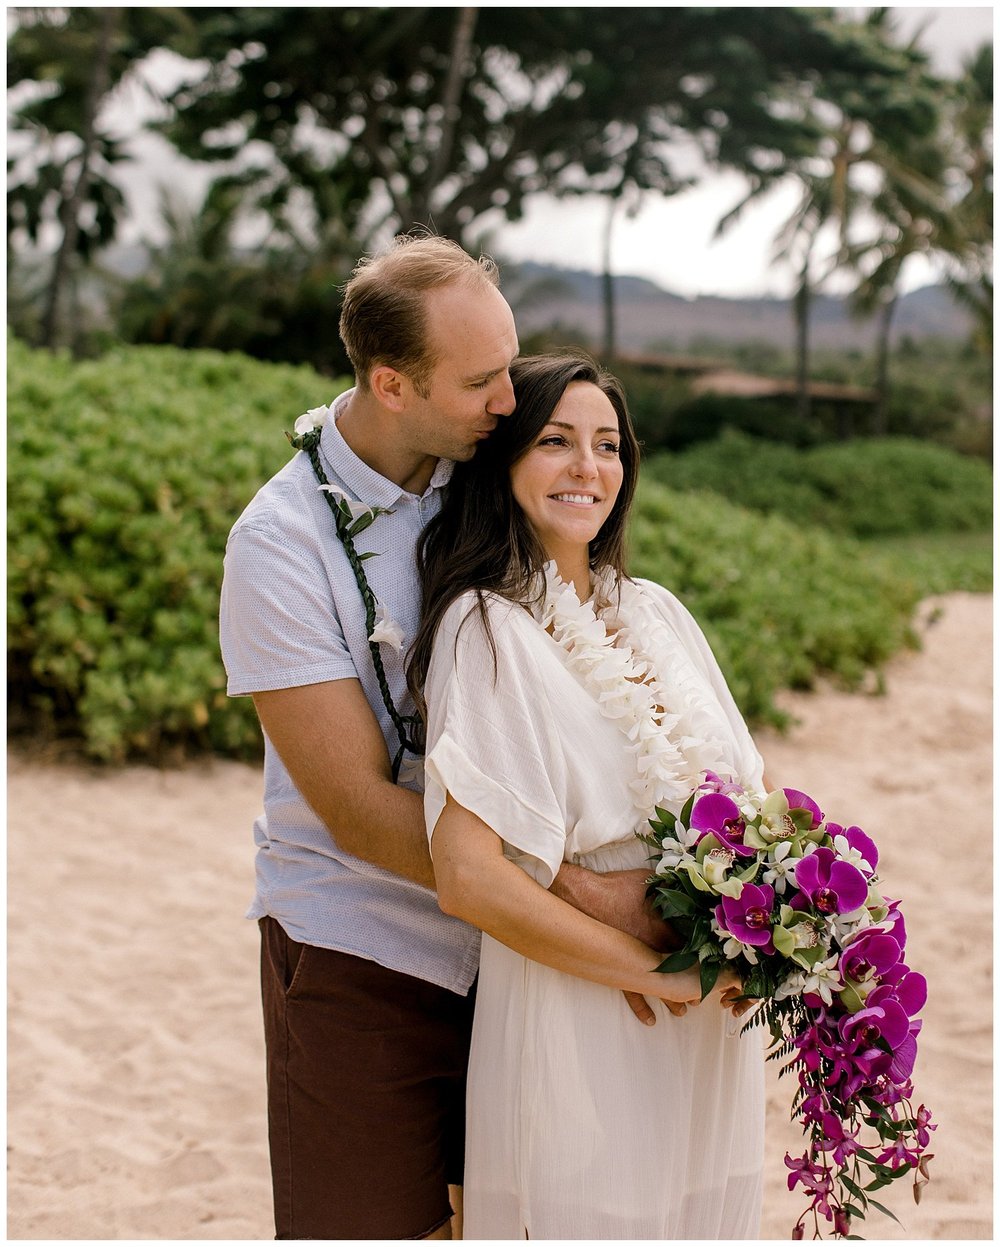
(423, 569, 766, 1240)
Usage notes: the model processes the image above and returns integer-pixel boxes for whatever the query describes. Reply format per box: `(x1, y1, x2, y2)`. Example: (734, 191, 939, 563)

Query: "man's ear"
(370, 364, 411, 413)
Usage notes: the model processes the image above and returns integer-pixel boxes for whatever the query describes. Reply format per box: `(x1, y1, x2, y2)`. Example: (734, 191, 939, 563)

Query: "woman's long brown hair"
(406, 352, 641, 722)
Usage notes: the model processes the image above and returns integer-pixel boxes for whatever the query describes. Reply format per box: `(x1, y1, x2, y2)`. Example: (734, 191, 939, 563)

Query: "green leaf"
(867, 1198, 901, 1224)
(651, 887, 700, 917)
(347, 509, 378, 537)
(655, 950, 698, 974)
(699, 958, 721, 999)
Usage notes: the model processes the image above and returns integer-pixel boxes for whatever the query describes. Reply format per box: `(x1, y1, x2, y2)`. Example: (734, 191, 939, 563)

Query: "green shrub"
(645, 430, 993, 537)
(861, 531, 993, 596)
(628, 479, 922, 728)
(8, 336, 349, 761)
(8, 340, 936, 760)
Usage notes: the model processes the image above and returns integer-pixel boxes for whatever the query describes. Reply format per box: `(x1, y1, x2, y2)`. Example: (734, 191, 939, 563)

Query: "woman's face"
(509, 381, 624, 568)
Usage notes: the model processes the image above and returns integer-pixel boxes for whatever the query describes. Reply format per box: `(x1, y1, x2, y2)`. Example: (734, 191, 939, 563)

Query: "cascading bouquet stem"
(641, 772, 935, 1240)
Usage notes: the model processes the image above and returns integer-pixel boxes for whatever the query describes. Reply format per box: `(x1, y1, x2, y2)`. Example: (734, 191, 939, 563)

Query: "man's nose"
(488, 370, 516, 416)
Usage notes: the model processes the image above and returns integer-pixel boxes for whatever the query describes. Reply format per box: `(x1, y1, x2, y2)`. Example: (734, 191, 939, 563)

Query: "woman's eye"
(598, 440, 621, 454)
(538, 435, 566, 447)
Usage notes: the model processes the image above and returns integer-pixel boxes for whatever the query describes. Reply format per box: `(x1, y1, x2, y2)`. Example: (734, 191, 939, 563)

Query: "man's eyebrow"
(462, 365, 505, 384)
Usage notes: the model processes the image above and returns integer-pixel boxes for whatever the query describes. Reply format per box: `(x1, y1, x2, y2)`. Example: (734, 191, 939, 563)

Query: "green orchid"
(771, 904, 830, 968)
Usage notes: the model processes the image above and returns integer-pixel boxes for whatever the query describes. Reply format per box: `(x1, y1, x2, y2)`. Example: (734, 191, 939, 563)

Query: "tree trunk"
(420, 7, 478, 227)
(40, 7, 118, 351)
(793, 259, 811, 424)
(601, 195, 618, 363)
(872, 291, 898, 436)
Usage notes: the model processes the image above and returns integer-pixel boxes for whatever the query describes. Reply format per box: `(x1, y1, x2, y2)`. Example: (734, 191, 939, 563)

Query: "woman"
(407, 354, 765, 1239)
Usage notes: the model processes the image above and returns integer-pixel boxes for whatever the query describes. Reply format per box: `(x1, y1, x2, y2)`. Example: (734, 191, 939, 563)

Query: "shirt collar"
(319, 387, 453, 505)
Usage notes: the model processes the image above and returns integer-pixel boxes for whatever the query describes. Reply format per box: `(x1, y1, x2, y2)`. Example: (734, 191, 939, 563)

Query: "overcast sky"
(491, 6, 995, 297)
(38, 4, 996, 300)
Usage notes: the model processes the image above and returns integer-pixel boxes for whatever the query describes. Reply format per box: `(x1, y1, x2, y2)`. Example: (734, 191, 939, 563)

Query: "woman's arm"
(432, 794, 737, 1006)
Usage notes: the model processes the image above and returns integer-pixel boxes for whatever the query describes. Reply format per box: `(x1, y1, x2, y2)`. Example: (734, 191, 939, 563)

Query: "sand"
(7, 592, 992, 1240)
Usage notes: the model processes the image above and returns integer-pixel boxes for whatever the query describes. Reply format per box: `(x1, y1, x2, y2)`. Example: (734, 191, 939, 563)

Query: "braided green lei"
(287, 412, 424, 781)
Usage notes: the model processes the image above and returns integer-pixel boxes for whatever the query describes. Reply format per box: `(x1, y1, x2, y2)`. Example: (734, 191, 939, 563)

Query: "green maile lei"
(287, 405, 423, 781)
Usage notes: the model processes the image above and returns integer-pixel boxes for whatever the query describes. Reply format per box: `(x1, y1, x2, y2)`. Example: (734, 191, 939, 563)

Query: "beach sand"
(7, 592, 992, 1240)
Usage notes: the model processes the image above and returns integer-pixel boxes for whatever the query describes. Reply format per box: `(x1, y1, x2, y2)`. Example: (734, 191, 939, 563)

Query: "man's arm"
(254, 679, 693, 1020)
(252, 678, 435, 890)
(550, 864, 682, 954)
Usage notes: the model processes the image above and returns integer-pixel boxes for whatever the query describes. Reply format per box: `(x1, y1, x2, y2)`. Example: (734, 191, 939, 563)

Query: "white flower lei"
(536, 562, 738, 822)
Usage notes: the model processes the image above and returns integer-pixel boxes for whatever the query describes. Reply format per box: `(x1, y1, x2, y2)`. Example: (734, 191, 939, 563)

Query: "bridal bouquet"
(641, 773, 934, 1240)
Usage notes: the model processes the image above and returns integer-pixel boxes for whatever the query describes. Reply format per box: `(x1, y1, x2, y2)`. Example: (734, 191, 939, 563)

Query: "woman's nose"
(570, 448, 599, 479)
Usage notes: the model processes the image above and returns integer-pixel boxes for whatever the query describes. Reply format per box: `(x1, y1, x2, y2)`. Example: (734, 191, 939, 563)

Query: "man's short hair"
(339, 234, 501, 396)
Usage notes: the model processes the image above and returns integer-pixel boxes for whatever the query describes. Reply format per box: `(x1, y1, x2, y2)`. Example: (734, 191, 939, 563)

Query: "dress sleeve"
(422, 594, 568, 888)
(636, 579, 766, 789)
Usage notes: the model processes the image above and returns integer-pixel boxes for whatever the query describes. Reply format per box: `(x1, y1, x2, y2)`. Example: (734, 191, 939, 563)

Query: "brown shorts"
(259, 915, 476, 1240)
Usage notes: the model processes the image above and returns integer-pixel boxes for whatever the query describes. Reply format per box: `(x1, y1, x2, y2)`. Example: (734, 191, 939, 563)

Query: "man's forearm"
(550, 863, 680, 952)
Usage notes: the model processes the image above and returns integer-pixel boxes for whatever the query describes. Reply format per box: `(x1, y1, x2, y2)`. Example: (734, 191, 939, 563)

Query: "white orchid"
(397, 753, 425, 787)
(318, 483, 374, 521)
(832, 831, 875, 875)
(369, 605, 405, 652)
(761, 840, 797, 894)
(654, 819, 700, 872)
(773, 969, 807, 1001)
(798, 954, 844, 1007)
(294, 405, 331, 436)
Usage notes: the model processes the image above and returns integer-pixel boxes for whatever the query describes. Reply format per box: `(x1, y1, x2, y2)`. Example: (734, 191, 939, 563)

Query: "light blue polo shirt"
(220, 388, 481, 994)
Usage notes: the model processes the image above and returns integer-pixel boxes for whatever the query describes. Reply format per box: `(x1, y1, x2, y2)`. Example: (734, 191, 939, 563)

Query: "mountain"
(503, 261, 973, 353)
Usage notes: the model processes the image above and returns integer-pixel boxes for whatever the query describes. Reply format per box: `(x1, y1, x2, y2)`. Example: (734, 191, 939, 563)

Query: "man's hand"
(550, 864, 686, 1023)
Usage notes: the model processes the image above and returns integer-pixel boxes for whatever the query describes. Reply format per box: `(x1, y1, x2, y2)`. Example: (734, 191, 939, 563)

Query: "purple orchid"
(827, 821, 880, 875)
(879, 898, 908, 949)
(876, 1136, 922, 1171)
(785, 1153, 835, 1218)
(864, 979, 926, 1082)
(783, 787, 824, 829)
(816, 1112, 861, 1166)
(839, 929, 903, 984)
(792, 846, 869, 916)
(690, 792, 755, 857)
(839, 993, 913, 1089)
(821, 1025, 891, 1100)
(715, 882, 776, 951)
(698, 771, 747, 798)
(915, 1105, 936, 1149)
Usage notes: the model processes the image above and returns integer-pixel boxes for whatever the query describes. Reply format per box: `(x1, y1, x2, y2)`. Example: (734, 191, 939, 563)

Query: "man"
(220, 235, 673, 1241)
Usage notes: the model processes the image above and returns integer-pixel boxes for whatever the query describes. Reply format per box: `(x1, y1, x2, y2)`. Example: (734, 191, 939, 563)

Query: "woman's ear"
(369, 364, 411, 413)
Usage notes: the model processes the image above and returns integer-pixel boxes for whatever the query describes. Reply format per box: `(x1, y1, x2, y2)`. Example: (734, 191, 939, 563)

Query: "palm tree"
(942, 43, 993, 353)
(714, 12, 941, 425)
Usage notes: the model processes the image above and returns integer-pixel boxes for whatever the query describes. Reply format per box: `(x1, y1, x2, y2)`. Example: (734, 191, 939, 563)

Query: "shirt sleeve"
(636, 579, 766, 789)
(422, 594, 568, 888)
(220, 517, 359, 696)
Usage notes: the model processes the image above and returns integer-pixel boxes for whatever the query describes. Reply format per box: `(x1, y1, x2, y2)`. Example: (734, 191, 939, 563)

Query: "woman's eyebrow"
(546, 420, 619, 434)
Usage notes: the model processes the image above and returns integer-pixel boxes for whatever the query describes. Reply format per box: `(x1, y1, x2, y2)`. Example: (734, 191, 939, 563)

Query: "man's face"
(405, 282, 519, 462)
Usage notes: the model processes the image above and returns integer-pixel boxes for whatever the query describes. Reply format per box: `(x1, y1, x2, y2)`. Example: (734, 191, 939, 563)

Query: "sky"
(491, 6, 995, 297)
(14, 4, 994, 301)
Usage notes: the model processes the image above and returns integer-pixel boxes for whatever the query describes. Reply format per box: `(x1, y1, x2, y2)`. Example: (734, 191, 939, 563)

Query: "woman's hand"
(719, 976, 757, 1019)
